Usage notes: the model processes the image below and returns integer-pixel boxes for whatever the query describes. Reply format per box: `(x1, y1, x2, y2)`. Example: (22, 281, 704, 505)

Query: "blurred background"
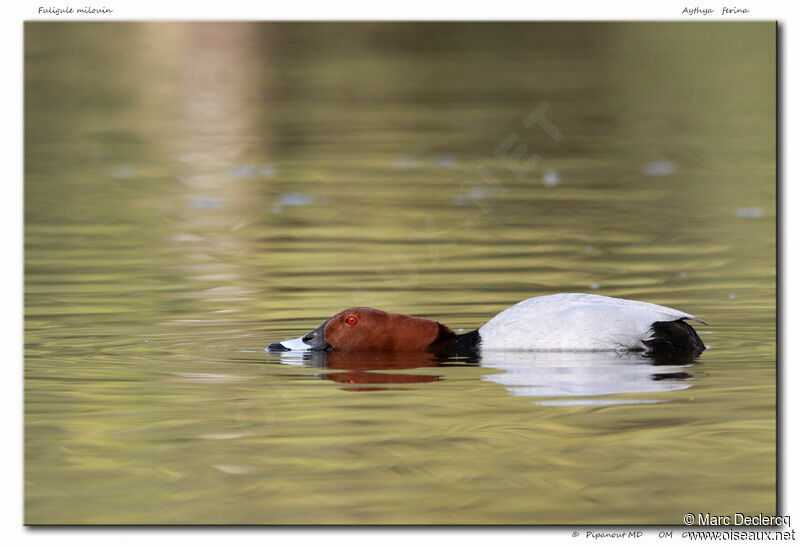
(25, 23, 775, 524)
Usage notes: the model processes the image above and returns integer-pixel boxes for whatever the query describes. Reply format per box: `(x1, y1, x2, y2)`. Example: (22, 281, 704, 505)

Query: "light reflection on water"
(25, 22, 775, 524)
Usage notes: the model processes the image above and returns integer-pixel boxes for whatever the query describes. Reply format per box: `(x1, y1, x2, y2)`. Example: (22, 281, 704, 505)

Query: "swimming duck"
(267, 293, 706, 358)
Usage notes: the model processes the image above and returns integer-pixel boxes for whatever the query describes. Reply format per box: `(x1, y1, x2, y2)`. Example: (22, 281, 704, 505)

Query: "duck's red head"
(268, 307, 456, 352)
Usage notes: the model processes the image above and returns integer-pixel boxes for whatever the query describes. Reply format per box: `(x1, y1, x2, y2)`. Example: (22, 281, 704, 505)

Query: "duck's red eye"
(346, 315, 358, 326)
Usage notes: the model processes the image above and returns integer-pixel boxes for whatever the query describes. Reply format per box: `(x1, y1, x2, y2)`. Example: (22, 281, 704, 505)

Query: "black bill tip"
(267, 342, 289, 352)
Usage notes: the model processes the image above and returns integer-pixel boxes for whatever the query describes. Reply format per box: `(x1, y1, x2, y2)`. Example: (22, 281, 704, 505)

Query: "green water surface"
(25, 22, 776, 524)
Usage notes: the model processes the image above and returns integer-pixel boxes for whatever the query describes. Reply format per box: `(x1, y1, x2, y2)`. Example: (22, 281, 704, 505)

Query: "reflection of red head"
(321, 348, 444, 391)
(325, 370, 441, 390)
(323, 307, 455, 352)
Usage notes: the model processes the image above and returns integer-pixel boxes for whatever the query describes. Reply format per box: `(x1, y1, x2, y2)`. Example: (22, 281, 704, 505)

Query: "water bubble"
(189, 198, 221, 210)
(391, 156, 421, 170)
(468, 187, 490, 199)
(212, 464, 250, 475)
(278, 193, 313, 206)
(272, 193, 314, 213)
(199, 433, 249, 440)
(453, 186, 492, 206)
(590, 283, 600, 289)
(735, 207, 764, 218)
(433, 154, 458, 168)
(231, 165, 256, 179)
(172, 233, 205, 243)
(644, 161, 676, 176)
(542, 168, 560, 186)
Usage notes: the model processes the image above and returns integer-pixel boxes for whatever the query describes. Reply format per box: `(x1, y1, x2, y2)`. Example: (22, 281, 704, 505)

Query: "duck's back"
(477, 293, 704, 352)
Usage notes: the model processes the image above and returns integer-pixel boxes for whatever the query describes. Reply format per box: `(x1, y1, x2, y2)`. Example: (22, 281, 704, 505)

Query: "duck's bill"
(267, 336, 312, 351)
(266, 320, 330, 352)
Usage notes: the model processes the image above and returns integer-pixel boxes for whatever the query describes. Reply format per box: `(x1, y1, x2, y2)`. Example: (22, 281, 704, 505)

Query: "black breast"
(432, 329, 481, 361)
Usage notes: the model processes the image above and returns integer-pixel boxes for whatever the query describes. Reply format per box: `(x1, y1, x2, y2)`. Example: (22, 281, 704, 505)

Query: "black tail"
(643, 320, 706, 359)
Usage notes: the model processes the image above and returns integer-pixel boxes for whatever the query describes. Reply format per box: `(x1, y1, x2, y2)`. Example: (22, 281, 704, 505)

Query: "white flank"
(478, 293, 703, 351)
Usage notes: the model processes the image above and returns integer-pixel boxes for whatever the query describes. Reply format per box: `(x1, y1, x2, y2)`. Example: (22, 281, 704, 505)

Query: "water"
(25, 22, 776, 524)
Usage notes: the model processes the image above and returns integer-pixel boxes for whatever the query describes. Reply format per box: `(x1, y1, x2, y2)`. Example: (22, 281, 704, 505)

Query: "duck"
(266, 293, 706, 358)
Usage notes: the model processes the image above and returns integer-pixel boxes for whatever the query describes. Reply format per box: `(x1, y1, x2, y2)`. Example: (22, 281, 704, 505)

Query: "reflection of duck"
(275, 350, 446, 391)
(478, 350, 695, 406)
(268, 294, 706, 358)
(272, 348, 698, 404)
